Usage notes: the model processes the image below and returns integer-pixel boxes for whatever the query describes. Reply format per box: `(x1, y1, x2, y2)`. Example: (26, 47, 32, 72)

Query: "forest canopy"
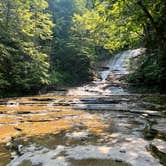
(0, 0, 165, 96)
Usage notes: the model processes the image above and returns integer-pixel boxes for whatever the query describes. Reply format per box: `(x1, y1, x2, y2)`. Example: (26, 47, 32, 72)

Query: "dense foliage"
(0, 0, 165, 96)
(0, 0, 53, 95)
(47, 0, 96, 85)
(0, 0, 97, 96)
(72, 0, 166, 90)
(126, 0, 166, 90)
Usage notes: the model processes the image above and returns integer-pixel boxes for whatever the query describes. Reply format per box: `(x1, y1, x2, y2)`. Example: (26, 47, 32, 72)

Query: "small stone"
(81, 138, 86, 141)
(115, 159, 123, 163)
(14, 127, 22, 131)
(142, 114, 148, 117)
(6, 142, 12, 148)
(11, 151, 17, 158)
(18, 145, 23, 152)
(120, 150, 126, 153)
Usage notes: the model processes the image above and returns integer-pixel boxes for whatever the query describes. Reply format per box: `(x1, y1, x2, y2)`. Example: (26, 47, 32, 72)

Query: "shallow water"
(0, 49, 166, 166)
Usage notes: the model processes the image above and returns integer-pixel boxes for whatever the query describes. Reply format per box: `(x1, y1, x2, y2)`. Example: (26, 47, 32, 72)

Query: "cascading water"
(67, 48, 145, 96)
(100, 48, 146, 82)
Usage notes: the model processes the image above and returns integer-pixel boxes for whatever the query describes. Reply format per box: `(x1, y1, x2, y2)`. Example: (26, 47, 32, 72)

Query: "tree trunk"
(137, 0, 165, 43)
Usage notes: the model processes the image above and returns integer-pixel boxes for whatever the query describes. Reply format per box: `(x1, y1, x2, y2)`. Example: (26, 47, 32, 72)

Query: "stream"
(0, 49, 166, 166)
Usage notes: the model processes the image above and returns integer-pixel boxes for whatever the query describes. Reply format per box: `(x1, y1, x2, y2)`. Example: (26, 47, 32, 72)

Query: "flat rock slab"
(152, 118, 166, 135)
(73, 104, 160, 116)
(151, 139, 166, 154)
(8, 137, 161, 166)
(152, 124, 166, 135)
(65, 131, 90, 140)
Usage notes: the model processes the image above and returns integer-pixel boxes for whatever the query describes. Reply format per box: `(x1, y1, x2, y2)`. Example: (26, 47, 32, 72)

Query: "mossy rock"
(150, 144, 166, 166)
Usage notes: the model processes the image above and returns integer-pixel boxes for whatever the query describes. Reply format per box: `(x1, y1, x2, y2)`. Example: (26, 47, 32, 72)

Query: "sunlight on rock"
(151, 139, 166, 153)
(98, 146, 110, 154)
(7, 101, 19, 107)
(0, 126, 20, 143)
(65, 131, 90, 139)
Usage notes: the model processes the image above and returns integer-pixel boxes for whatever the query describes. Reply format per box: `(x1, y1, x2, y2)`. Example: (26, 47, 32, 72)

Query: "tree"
(73, 0, 166, 90)
(47, 0, 96, 85)
(0, 0, 53, 95)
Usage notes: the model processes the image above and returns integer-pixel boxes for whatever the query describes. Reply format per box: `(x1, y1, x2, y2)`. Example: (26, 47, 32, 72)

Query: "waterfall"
(100, 48, 145, 81)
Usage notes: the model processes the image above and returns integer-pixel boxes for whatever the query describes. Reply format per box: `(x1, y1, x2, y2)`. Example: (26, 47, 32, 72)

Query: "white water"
(66, 48, 145, 96)
(100, 48, 146, 81)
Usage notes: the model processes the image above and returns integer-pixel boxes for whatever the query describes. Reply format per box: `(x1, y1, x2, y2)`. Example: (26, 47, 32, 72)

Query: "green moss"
(150, 145, 166, 166)
(143, 119, 158, 140)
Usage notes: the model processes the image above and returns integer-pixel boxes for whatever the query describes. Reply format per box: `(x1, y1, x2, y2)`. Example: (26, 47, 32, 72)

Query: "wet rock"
(80, 98, 98, 104)
(73, 103, 161, 116)
(128, 110, 160, 116)
(143, 121, 158, 140)
(17, 111, 31, 114)
(65, 140, 161, 166)
(10, 151, 17, 159)
(6, 142, 13, 149)
(150, 139, 166, 165)
(27, 119, 53, 122)
(14, 127, 22, 131)
(18, 145, 23, 152)
(65, 131, 90, 140)
(7, 139, 162, 166)
(100, 66, 110, 70)
(80, 97, 131, 104)
(151, 118, 166, 137)
(120, 150, 126, 153)
(7, 101, 19, 107)
(151, 139, 166, 154)
(108, 86, 129, 95)
(8, 145, 67, 166)
(69, 158, 130, 166)
(31, 98, 54, 101)
(142, 102, 162, 110)
(73, 103, 128, 111)
(115, 159, 123, 162)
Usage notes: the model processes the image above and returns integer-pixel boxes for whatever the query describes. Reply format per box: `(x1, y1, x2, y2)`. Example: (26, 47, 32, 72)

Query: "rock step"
(73, 104, 161, 116)
(150, 139, 166, 165)
(151, 118, 166, 136)
(151, 139, 166, 154)
(1, 94, 165, 106)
